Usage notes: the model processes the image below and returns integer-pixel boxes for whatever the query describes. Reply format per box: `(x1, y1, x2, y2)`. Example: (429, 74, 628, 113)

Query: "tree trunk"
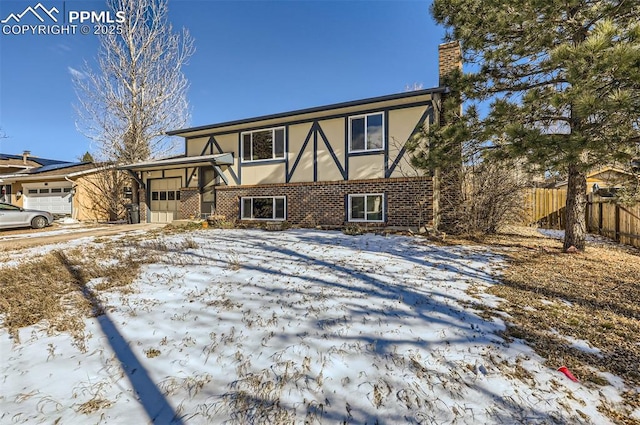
(563, 164, 587, 251)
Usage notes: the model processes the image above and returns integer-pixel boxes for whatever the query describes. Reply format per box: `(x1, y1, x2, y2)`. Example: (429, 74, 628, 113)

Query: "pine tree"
(428, 0, 640, 250)
(80, 151, 94, 163)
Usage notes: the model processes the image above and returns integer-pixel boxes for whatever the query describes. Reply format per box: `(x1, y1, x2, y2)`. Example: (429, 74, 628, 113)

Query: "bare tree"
(73, 0, 194, 205)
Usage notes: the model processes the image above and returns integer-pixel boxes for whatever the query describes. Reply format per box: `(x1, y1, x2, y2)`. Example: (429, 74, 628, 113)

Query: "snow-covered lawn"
(0, 229, 623, 424)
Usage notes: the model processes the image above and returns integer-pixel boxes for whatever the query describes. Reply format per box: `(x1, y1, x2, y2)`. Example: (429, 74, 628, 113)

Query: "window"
(39, 188, 50, 194)
(168, 191, 175, 201)
(241, 196, 286, 220)
(242, 127, 285, 162)
(349, 112, 384, 152)
(28, 189, 38, 194)
(63, 188, 71, 193)
(151, 191, 159, 201)
(51, 188, 62, 193)
(0, 203, 19, 211)
(159, 191, 167, 201)
(348, 194, 384, 222)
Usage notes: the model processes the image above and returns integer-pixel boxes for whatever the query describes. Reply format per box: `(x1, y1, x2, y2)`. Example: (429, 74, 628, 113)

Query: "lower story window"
(348, 194, 384, 222)
(241, 196, 286, 220)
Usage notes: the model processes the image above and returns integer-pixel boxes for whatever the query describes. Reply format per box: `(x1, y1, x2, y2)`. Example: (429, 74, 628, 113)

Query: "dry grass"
(0, 241, 158, 345)
(0, 254, 90, 345)
(478, 227, 640, 424)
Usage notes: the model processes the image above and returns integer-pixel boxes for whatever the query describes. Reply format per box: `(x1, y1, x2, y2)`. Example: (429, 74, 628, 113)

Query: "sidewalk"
(0, 222, 166, 250)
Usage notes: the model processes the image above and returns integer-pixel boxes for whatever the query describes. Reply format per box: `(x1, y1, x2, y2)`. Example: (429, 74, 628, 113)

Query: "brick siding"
(214, 177, 433, 228)
(138, 189, 147, 222)
(179, 187, 200, 219)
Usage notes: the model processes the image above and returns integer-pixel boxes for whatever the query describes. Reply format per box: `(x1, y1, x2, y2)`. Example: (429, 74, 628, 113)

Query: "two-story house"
(122, 42, 461, 229)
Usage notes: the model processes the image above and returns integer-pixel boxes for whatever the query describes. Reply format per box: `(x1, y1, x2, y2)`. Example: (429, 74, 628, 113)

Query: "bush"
(451, 160, 529, 236)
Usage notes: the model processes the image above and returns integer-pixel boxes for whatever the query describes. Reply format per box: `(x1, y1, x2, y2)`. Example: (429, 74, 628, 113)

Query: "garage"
(22, 183, 73, 215)
(149, 178, 181, 223)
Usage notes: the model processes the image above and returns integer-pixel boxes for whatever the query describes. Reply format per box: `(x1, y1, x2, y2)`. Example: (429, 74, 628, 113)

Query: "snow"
(0, 229, 625, 424)
(537, 228, 613, 244)
(56, 217, 80, 225)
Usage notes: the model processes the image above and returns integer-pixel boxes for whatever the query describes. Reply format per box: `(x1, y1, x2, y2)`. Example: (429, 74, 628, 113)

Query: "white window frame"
(348, 193, 385, 222)
(240, 196, 286, 221)
(241, 127, 286, 163)
(348, 112, 385, 153)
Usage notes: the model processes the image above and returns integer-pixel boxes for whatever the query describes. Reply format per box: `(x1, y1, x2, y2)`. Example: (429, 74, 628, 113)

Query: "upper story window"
(242, 127, 285, 162)
(349, 112, 384, 153)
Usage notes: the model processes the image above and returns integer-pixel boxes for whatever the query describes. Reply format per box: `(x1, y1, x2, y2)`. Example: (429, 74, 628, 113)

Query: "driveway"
(0, 222, 165, 250)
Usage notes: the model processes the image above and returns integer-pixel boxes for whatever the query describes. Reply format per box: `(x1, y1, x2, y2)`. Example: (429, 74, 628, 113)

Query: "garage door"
(23, 184, 73, 215)
(149, 178, 181, 223)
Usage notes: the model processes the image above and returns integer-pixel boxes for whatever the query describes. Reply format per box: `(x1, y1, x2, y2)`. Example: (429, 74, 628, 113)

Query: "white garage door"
(149, 178, 181, 223)
(23, 184, 73, 215)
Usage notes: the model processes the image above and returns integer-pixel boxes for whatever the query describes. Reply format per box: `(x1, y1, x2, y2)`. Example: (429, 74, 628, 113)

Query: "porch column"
(179, 187, 200, 219)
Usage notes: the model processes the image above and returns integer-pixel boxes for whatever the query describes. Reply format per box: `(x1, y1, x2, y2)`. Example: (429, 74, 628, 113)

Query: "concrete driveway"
(0, 222, 165, 250)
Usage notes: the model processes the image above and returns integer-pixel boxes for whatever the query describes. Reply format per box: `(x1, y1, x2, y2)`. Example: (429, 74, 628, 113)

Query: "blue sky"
(0, 0, 444, 162)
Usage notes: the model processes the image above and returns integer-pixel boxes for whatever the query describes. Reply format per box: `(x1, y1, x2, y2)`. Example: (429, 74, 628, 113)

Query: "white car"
(0, 202, 54, 230)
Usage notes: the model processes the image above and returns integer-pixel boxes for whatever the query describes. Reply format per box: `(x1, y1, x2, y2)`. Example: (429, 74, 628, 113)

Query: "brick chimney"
(433, 42, 463, 235)
(22, 150, 31, 164)
(438, 41, 462, 86)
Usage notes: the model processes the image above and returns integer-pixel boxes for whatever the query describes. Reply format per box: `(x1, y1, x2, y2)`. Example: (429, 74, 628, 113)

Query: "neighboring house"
(554, 166, 638, 194)
(0, 151, 70, 203)
(0, 160, 110, 220)
(122, 43, 461, 228)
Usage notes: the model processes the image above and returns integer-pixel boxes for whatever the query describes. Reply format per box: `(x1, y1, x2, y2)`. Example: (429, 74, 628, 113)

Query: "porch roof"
(119, 153, 234, 172)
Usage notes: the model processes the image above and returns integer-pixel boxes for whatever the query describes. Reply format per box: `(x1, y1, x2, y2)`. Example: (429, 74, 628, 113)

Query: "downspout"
(64, 175, 78, 220)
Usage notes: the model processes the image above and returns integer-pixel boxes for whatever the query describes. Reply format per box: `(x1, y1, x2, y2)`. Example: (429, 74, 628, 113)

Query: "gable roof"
(553, 166, 637, 188)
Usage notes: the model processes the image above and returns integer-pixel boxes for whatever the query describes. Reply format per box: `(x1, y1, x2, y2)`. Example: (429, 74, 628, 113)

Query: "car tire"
(31, 216, 48, 229)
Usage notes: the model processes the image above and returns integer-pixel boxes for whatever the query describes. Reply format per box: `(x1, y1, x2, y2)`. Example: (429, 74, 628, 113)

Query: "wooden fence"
(525, 188, 640, 249)
(587, 196, 640, 248)
(524, 188, 567, 229)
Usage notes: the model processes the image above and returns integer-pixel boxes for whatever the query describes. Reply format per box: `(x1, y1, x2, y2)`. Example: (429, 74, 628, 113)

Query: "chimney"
(22, 150, 31, 164)
(438, 41, 462, 86)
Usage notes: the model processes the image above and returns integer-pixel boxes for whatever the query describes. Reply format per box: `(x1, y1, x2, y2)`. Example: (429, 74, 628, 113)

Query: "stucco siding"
(241, 162, 286, 185)
(186, 136, 209, 157)
(348, 155, 385, 180)
(388, 105, 429, 178)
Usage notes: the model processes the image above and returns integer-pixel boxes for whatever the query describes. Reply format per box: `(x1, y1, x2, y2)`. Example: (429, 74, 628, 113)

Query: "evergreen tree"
(80, 151, 94, 163)
(428, 0, 640, 250)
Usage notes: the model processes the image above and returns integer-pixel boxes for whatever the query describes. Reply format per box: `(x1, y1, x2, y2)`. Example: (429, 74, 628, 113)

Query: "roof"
(0, 163, 102, 183)
(0, 153, 71, 167)
(18, 162, 92, 175)
(553, 167, 637, 188)
(120, 153, 234, 171)
(167, 88, 446, 138)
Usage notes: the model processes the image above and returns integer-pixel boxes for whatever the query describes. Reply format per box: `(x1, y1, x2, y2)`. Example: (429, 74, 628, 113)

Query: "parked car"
(0, 202, 54, 230)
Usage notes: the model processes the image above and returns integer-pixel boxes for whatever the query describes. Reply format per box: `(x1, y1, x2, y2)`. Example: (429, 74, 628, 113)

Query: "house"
(0, 156, 112, 220)
(1, 151, 70, 204)
(121, 43, 462, 228)
(554, 166, 638, 195)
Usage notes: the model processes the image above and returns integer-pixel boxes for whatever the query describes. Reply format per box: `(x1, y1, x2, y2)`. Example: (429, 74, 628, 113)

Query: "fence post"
(598, 202, 603, 235)
(615, 203, 621, 242)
